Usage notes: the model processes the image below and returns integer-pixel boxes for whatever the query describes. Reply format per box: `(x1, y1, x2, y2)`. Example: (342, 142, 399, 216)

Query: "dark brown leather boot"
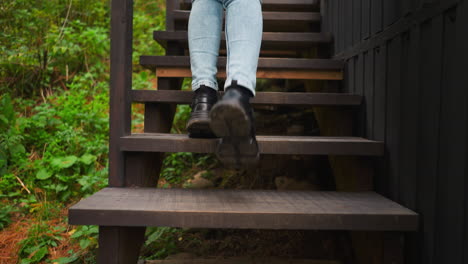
(209, 81, 259, 169)
(186, 85, 218, 138)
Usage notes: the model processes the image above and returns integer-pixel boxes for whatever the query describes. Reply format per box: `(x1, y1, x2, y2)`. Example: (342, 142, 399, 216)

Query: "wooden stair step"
(141, 56, 343, 70)
(172, 10, 321, 31)
(173, 10, 321, 23)
(179, 0, 320, 11)
(140, 56, 343, 80)
(154, 31, 332, 50)
(132, 90, 362, 106)
(144, 257, 340, 264)
(69, 188, 418, 231)
(119, 134, 384, 156)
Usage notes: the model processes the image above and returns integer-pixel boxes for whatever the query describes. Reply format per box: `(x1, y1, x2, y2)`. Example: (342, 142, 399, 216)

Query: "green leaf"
(79, 154, 96, 165)
(36, 169, 52, 180)
(20, 259, 32, 264)
(9, 143, 25, 156)
(70, 230, 83, 239)
(53, 255, 79, 264)
(79, 238, 91, 249)
(30, 246, 48, 262)
(55, 184, 68, 192)
(0, 115, 9, 126)
(51, 156, 78, 168)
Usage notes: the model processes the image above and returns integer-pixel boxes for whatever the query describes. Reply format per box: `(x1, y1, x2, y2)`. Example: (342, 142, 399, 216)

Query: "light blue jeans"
(188, 0, 263, 96)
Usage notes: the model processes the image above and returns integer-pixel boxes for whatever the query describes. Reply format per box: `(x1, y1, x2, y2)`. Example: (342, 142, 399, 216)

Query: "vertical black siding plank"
(345, 0, 353, 48)
(332, 0, 338, 52)
(399, 27, 420, 213)
(458, 3, 468, 263)
(355, 54, 364, 96)
(321, 0, 328, 32)
(328, 0, 332, 33)
(371, 0, 383, 35)
(384, 0, 398, 27)
(418, 16, 444, 264)
(400, 27, 421, 264)
(402, 0, 413, 16)
(346, 57, 356, 94)
(362, 0, 371, 39)
(373, 44, 387, 195)
(364, 50, 374, 139)
(435, 8, 466, 264)
(353, 0, 362, 44)
(355, 53, 365, 136)
(339, 0, 344, 52)
(385, 36, 402, 201)
(373, 45, 387, 142)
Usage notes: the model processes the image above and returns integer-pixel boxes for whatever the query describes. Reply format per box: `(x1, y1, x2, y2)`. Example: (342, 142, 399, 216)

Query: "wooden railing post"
(108, 0, 134, 187)
(101, 1, 148, 263)
(166, 0, 178, 31)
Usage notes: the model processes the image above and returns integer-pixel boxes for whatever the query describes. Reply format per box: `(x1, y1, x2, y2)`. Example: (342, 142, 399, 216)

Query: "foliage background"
(0, 0, 194, 262)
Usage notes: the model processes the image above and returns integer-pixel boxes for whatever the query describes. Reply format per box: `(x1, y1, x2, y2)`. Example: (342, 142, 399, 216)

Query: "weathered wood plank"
(181, 0, 319, 11)
(98, 226, 146, 264)
(108, 0, 134, 188)
(145, 258, 339, 264)
(69, 188, 418, 231)
(154, 68, 343, 80)
(140, 56, 344, 70)
(131, 90, 362, 106)
(119, 133, 384, 156)
(173, 10, 321, 22)
(153, 31, 332, 50)
(103, 0, 146, 263)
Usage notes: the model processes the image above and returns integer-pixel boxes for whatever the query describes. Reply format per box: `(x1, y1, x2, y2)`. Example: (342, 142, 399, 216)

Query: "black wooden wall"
(321, 0, 468, 263)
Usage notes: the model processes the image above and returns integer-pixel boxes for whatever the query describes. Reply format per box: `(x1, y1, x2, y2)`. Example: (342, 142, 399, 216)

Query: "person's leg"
(186, 0, 223, 137)
(188, 0, 223, 92)
(223, 0, 263, 95)
(209, 0, 263, 168)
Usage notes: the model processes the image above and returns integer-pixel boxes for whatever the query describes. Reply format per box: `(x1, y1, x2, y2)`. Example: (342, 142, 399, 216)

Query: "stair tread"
(119, 133, 384, 156)
(69, 188, 418, 231)
(180, 0, 319, 8)
(181, 0, 318, 4)
(173, 10, 321, 22)
(154, 31, 332, 50)
(132, 90, 362, 106)
(140, 56, 343, 71)
(144, 258, 339, 264)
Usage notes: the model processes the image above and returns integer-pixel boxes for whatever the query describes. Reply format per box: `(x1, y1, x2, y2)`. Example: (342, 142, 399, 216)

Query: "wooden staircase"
(68, 0, 418, 263)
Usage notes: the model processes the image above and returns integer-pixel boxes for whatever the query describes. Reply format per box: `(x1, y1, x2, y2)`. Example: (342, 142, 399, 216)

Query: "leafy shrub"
(0, 204, 16, 230)
(142, 227, 183, 259)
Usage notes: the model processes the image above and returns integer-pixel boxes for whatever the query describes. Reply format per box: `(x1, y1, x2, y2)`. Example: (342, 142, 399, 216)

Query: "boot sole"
(210, 101, 259, 169)
(187, 117, 216, 138)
